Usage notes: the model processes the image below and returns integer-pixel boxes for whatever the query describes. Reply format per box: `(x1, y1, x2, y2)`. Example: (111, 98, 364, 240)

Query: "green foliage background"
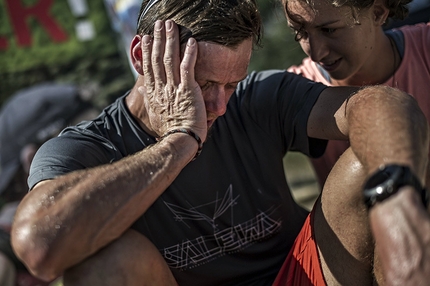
(0, 0, 306, 109)
(1, 0, 113, 71)
(250, 0, 306, 72)
(0, 0, 135, 108)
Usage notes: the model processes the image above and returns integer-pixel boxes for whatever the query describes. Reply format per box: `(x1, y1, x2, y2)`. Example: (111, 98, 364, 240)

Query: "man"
(10, 0, 430, 285)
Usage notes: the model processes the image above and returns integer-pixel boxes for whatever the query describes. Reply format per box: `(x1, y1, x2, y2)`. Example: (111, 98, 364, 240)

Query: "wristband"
(362, 164, 429, 210)
(157, 128, 203, 160)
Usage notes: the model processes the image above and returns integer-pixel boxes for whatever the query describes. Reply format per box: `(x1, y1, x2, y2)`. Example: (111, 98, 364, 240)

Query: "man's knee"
(315, 148, 375, 285)
(63, 229, 176, 286)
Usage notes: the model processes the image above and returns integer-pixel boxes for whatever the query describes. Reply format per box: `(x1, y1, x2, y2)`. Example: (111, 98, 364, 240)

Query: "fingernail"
(187, 38, 195, 46)
(166, 20, 173, 31)
(155, 20, 163, 31)
(142, 35, 151, 45)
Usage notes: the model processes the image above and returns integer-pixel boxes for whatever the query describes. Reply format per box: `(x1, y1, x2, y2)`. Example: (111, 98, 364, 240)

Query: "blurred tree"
(0, 0, 134, 108)
(250, 0, 306, 72)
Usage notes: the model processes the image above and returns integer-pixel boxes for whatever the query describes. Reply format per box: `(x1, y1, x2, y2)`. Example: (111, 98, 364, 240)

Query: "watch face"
(364, 167, 397, 189)
(363, 165, 406, 208)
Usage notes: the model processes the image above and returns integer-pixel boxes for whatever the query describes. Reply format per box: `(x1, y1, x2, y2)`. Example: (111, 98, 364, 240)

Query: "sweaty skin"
(11, 19, 430, 285)
(11, 20, 253, 281)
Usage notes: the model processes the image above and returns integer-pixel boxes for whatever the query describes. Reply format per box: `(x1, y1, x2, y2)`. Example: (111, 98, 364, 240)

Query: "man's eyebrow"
(206, 75, 248, 85)
(233, 75, 248, 84)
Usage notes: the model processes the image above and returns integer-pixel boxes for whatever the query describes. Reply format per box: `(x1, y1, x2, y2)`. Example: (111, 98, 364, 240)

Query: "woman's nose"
(302, 34, 329, 63)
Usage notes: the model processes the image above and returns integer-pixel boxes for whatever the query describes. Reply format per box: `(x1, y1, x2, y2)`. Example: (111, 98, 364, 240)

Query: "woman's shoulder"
(399, 22, 430, 58)
(397, 22, 430, 38)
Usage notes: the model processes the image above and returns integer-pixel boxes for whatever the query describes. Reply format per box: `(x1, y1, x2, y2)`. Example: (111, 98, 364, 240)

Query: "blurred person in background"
(103, 0, 143, 78)
(0, 82, 98, 286)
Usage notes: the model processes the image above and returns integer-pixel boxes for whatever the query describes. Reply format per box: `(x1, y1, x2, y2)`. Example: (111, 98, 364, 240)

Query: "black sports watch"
(362, 164, 429, 210)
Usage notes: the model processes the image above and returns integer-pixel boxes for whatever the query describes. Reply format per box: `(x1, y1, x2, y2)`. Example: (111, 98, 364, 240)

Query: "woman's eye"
(322, 28, 337, 34)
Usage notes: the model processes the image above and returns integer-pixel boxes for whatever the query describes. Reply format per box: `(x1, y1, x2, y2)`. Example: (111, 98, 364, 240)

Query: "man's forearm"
(11, 133, 198, 281)
(370, 187, 430, 285)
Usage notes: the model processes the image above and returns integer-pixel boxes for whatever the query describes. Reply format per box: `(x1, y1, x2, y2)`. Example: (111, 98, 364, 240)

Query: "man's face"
(194, 39, 253, 128)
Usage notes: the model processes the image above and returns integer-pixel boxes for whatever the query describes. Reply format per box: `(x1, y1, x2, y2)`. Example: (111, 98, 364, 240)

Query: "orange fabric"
(272, 210, 326, 286)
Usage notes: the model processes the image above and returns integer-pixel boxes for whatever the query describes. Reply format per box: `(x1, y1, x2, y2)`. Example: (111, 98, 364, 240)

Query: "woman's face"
(286, 0, 380, 82)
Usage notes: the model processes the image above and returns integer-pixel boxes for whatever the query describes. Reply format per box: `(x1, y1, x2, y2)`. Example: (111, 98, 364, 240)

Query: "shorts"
(272, 209, 326, 286)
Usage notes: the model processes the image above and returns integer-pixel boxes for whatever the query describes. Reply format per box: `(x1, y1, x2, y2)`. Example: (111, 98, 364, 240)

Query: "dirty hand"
(139, 20, 207, 142)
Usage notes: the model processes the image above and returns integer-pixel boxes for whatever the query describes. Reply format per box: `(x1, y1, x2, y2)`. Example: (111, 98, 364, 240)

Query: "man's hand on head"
(139, 20, 208, 143)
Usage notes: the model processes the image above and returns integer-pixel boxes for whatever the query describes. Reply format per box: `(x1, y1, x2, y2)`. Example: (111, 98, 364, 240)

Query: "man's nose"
(205, 87, 228, 117)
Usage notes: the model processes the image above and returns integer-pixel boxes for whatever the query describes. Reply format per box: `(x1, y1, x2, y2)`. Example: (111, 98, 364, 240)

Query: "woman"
(284, 0, 430, 187)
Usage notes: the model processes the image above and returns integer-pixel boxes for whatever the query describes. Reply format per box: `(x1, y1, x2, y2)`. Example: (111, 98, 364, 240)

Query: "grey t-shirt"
(29, 70, 328, 285)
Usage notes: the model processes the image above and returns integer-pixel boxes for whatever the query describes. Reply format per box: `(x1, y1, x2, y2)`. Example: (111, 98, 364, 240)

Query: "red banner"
(1, 0, 68, 50)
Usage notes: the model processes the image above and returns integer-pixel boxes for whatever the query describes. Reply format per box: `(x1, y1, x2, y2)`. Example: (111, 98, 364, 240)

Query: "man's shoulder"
(287, 58, 331, 84)
(241, 70, 288, 85)
(239, 69, 326, 91)
(64, 94, 132, 136)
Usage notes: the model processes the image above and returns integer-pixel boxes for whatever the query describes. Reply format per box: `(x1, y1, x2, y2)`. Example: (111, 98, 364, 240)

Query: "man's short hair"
(136, 0, 262, 49)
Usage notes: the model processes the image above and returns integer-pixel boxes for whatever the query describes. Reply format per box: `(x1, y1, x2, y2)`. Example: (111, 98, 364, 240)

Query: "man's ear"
(372, 0, 390, 26)
(130, 35, 144, 75)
